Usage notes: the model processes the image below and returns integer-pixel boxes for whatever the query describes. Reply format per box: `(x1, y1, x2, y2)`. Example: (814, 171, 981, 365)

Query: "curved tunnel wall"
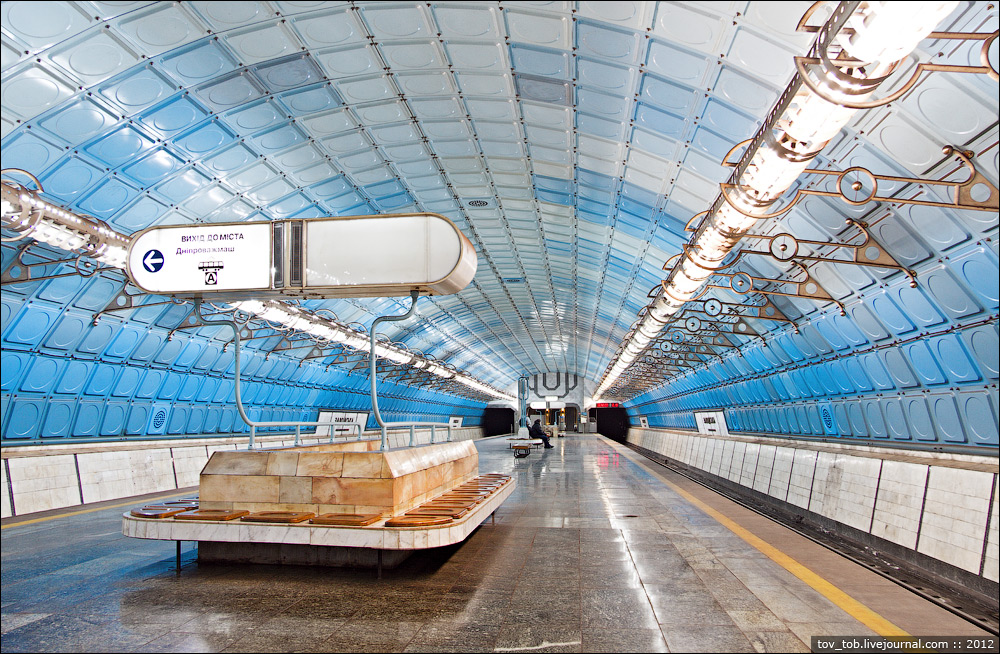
(626, 313, 997, 448)
(1, 255, 485, 444)
(624, 184, 999, 449)
(0, 2, 996, 454)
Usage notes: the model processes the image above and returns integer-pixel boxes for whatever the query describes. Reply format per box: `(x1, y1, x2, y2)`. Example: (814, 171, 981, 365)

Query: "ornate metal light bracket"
(695, 296, 795, 327)
(736, 219, 917, 287)
(794, 3, 997, 109)
(717, 146, 998, 220)
(663, 312, 763, 344)
(1, 241, 116, 285)
(661, 244, 844, 315)
(159, 304, 257, 349)
(93, 283, 188, 325)
(640, 357, 694, 372)
(655, 338, 728, 360)
(704, 262, 846, 316)
(303, 343, 350, 364)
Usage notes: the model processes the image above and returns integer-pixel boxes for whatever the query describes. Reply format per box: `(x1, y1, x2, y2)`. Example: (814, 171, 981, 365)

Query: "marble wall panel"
(77, 448, 175, 503)
(768, 446, 794, 501)
(681, 433, 696, 465)
(871, 459, 928, 550)
(983, 475, 998, 583)
(265, 452, 299, 476)
(786, 449, 818, 509)
(201, 474, 280, 504)
(706, 438, 722, 476)
(172, 445, 209, 488)
(202, 451, 270, 475)
(917, 466, 994, 574)
(206, 443, 240, 455)
(278, 475, 312, 504)
(739, 442, 759, 488)
(752, 445, 776, 494)
(312, 476, 393, 508)
(728, 441, 746, 483)
(1, 461, 10, 518)
(7, 454, 83, 514)
(808, 452, 880, 533)
(341, 452, 384, 479)
(698, 437, 714, 470)
(296, 452, 344, 477)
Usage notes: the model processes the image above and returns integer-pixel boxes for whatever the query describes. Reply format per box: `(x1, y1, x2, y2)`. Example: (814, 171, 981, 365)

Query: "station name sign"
(126, 213, 476, 299)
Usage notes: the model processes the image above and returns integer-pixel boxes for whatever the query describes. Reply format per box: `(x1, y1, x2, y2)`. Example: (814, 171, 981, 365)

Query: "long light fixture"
(2, 173, 129, 268)
(1, 176, 514, 401)
(230, 298, 514, 399)
(593, 1, 959, 401)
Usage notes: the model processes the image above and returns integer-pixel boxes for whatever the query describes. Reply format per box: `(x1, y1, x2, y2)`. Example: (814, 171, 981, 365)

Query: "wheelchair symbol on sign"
(198, 261, 224, 286)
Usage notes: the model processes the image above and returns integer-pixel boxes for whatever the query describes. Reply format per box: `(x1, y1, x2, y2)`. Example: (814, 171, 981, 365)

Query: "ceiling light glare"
(595, 0, 955, 398)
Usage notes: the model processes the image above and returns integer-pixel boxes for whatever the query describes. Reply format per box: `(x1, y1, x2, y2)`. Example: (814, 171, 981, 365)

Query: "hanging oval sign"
(127, 213, 477, 299)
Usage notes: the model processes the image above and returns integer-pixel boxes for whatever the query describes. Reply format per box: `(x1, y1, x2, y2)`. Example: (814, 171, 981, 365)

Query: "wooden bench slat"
(130, 507, 187, 519)
(311, 513, 383, 526)
(241, 511, 315, 524)
(175, 509, 249, 521)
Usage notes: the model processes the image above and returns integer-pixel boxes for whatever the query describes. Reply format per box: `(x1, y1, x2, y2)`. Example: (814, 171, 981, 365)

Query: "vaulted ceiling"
(1, 1, 997, 448)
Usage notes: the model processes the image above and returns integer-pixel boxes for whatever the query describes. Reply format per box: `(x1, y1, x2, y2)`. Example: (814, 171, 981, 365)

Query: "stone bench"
(122, 441, 514, 569)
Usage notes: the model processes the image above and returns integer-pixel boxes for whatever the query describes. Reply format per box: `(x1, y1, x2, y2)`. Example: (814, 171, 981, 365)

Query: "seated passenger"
(530, 419, 554, 448)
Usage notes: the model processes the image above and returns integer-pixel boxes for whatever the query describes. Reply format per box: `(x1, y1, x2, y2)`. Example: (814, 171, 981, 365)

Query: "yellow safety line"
(1, 491, 193, 530)
(616, 446, 909, 637)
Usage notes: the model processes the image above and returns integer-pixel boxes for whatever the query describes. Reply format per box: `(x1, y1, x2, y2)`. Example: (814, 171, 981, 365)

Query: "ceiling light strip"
(593, 1, 959, 401)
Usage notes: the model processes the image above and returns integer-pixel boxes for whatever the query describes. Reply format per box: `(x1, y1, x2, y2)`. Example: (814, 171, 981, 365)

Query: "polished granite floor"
(1, 434, 988, 652)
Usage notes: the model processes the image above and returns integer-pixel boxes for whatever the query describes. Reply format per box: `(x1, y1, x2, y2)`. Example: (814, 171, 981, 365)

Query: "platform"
(2, 434, 992, 653)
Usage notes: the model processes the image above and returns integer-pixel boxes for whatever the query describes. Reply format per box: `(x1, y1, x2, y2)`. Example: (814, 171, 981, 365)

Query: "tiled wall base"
(198, 541, 413, 568)
(2, 427, 485, 518)
(626, 428, 999, 587)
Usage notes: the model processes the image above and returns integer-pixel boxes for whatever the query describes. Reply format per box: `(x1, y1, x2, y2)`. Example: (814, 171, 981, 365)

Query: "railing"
(196, 296, 457, 451)
(192, 302, 364, 450)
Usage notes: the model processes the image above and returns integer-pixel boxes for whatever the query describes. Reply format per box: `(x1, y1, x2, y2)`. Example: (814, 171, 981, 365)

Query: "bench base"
(122, 478, 515, 558)
(198, 541, 413, 569)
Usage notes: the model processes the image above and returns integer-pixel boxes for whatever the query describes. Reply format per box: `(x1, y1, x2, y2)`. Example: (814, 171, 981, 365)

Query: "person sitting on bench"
(529, 419, 554, 448)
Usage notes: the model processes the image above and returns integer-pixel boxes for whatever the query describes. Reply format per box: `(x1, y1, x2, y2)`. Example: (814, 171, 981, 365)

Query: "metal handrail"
(197, 302, 365, 450)
(381, 421, 453, 447)
(370, 291, 420, 450)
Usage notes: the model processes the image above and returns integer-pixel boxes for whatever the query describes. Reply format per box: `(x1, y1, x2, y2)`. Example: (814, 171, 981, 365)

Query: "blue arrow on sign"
(143, 249, 164, 273)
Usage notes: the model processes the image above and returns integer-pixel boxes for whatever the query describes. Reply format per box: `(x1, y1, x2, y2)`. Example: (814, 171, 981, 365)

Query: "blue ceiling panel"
(121, 148, 186, 187)
(138, 95, 209, 139)
(0, 1, 996, 450)
(172, 119, 238, 158)
(82, 124, 155, 170)
(95, 65, 180, 117)
(40, 156, 107, 204)
(1, 131, 66, 178)
(35, 97, 121, 147)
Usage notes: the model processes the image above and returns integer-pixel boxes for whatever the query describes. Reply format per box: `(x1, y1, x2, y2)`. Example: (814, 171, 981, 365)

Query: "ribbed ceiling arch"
(1, 1, 997, 448)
